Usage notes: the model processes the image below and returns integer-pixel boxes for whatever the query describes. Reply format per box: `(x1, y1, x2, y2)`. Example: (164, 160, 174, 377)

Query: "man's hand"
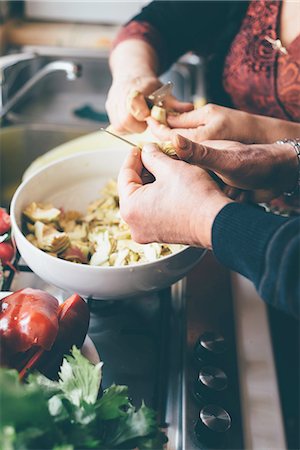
(118, 144, 231, 249)
(172, 135, 298, 202)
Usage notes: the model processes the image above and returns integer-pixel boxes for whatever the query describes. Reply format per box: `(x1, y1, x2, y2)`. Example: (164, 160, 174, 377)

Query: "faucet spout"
(0, 60, 81, 120)
(0, 52, 36, 85)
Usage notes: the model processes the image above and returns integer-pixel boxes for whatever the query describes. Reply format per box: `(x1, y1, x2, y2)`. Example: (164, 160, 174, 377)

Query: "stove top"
(2, 253, 286, 449)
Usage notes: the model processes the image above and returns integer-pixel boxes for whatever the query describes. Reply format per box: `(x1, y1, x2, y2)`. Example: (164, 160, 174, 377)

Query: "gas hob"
(2, 253, 286, 449)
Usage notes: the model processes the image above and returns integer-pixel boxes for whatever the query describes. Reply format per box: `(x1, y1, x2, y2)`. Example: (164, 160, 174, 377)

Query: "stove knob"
(195, 404, 232, 448)
(194, 331, 227, 364)
(193, 366, 228, 404)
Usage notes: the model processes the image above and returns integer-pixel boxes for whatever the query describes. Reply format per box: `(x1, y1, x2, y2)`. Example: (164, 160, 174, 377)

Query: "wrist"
(248, 113, 269, 143)
(110, 40, 158, 79)
(275, 140, 300, 195)
(192, 193, 233, 249)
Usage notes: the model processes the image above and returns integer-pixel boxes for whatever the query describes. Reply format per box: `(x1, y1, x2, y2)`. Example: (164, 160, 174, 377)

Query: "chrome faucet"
(0, 52, 37, 85)
(0, 54, 81, 120)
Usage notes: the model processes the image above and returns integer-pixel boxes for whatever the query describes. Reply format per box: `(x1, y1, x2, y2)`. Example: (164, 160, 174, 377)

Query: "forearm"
(212, 203, 299, 317)
(109, 39, 159, 81)
(253, 114, 300, 143)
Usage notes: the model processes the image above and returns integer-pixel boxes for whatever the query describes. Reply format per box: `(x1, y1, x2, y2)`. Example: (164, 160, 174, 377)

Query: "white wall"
(25, 0, 149, 25)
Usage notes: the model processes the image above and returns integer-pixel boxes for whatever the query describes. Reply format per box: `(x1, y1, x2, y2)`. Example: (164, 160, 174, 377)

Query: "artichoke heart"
(66, 223, 88, 241)
(59, 210, 83, 230)
(23, 179, 184, 265)
(151, 105, 167, 125)
(34, 221, 70, 253)
(23, 202, 61, 223)
(61, 241, 89, 264)
(159, 141, 177, 157)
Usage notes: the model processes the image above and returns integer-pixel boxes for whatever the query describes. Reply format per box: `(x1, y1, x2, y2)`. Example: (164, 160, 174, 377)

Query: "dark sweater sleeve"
(212, 203, 300, 318)
(113, 1, 232, 71)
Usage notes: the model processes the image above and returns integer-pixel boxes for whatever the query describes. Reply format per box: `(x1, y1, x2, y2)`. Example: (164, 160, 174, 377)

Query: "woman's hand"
(172, 135, 298, 202)
(147, 103, 300, 144)
(106, 75, 193, 134)
(106, 74, 161, 133)
(118, 144, 231, 249)
(106, 40, 193, 134)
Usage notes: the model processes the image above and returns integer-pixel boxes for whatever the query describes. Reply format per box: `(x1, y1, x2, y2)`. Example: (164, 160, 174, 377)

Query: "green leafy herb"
(0, 347, 167, 450)
(58, 346, 103, 407)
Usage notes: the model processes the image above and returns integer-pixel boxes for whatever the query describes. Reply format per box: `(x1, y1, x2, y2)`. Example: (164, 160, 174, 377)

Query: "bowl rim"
(11, 149, 198, 272)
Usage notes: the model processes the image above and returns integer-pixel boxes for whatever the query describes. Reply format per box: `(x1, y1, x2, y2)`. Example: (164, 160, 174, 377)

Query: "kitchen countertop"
(5, 19, 119, 51)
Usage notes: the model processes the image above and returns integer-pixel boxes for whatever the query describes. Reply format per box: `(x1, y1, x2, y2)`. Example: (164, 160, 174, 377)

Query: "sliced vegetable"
(0, 289, 59, 373)
(0, 241, 16, 271)
(0, 208, 11, 234)
(23, 202, 61, 223)
(34, 221, 70, 253)
(159, 141, 177, 156)
(23, 180, 184, 266)
(151, 105, 167, 125)
(37, 294, 90, 379)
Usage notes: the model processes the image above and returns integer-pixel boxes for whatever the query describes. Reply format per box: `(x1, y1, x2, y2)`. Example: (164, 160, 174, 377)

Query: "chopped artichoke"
(26, 222, 35, 233)
(165, 243, 183, 254)
(159, 142, 177, 157)
(26, 233, 38, 247)
(58, 210, 82, 231)
(61, 244, 89, 264)
(89, 230, 116, 266)
(34, 221, 70, 253)
(23, 180, 184, 266)
(101, 179, 118, 197)
(66, 223, 88, 241)
(23, 202, 61, 223)
(114, 248, 130, 266)
(151, 105, 167, 125)
(142, 243, 163, 262)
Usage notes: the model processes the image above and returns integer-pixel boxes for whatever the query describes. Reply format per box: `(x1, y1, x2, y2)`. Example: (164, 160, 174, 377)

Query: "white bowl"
(11, 149, 205, 299)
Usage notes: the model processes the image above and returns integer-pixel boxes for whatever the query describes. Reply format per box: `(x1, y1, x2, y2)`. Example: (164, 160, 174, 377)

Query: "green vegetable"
(0, 347, 167, 450)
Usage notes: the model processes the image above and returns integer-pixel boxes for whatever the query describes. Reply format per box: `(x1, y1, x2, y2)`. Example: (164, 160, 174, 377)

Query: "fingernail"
(174, 134, 193, 160)
(176, 134, 187, 148)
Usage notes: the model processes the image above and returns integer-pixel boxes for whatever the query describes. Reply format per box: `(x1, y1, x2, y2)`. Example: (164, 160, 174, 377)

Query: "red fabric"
(223, 0, 300, 122)
(112, 21, 166, 58)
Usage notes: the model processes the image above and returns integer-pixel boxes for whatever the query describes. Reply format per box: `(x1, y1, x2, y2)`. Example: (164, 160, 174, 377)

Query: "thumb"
(127, 90, 150, 121)
(141, 143, 174, 178)
(173, 134, 221, 170)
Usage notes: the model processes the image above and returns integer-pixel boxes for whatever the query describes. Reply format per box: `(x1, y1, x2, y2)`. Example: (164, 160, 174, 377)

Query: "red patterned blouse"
(114, 1, 299, 123)
(223, 0, 300, 122)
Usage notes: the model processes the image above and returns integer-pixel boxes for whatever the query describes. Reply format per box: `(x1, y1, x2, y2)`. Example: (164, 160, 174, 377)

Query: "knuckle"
(119, 204, 136, 225)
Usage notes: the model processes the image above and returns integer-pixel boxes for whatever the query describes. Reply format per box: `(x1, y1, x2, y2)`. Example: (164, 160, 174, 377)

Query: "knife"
(146, 81, 174, 108)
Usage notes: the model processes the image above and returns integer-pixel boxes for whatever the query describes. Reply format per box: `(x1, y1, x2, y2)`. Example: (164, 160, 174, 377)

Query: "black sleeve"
(212, 202, 300, 318)
(131, 1, 232, 67)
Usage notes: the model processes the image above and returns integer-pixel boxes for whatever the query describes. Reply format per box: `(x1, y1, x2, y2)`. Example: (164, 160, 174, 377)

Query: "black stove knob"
(194, 331, 227, 364)
(195, 404, 232, 448)
(193, 366, 228, 404)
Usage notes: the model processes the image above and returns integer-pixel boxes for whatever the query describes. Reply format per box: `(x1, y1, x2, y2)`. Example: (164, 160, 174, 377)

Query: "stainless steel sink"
(2, 50, 197, 127)
(0, 124, 95, 208)
(3, 54, 112, 127)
